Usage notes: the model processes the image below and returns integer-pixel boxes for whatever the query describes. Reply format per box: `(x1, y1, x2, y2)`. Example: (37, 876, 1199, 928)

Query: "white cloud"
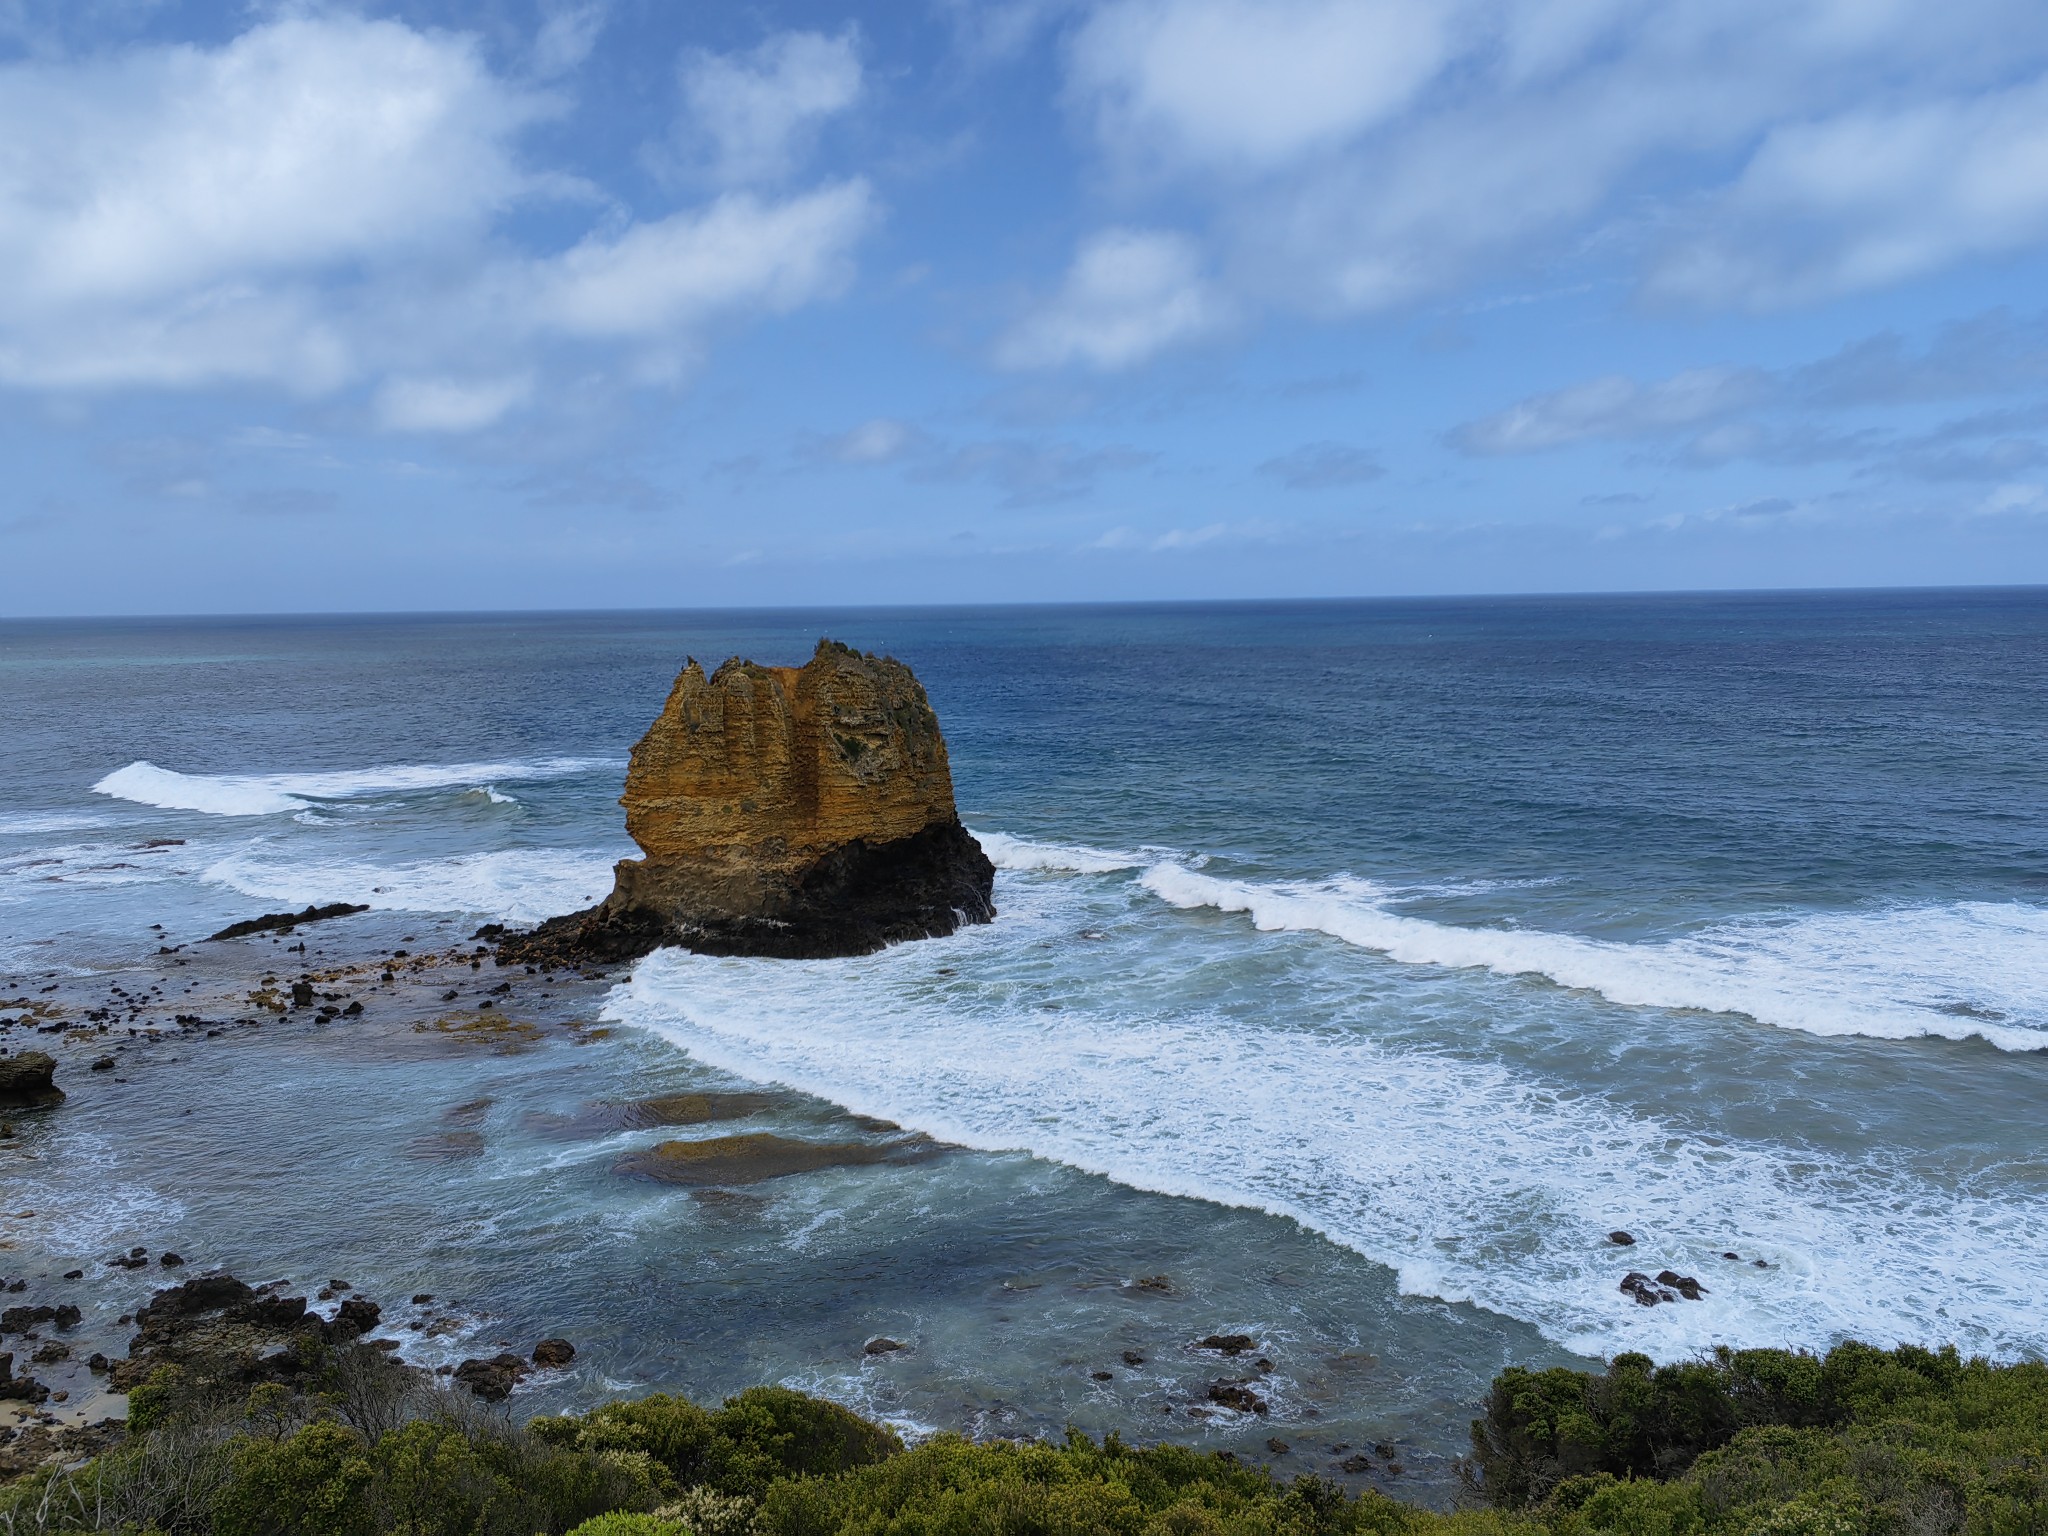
(821, 418, 920, 463)
(997, 228, 1226, 370)
(1057, 0, 2048, 315)
(1454, 367, 1767, 453)
(0, 16, 543, 311)
(1648, 78, 2048, 308)
(374, 374, 534, 434)
(1071, 0, 1462, 174)
(526, 183, 874, 337)
(0, 15, 879, 426)
(678, 29, 863, 185)
(1456, 311, 2048, 459)
(533, 2, 609, 79)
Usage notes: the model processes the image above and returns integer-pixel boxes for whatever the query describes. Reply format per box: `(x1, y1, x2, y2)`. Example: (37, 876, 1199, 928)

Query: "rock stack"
(504, 639, 994, 963)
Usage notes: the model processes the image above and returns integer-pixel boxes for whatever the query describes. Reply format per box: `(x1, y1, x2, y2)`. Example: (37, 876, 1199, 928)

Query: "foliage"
(564, 1516, 692, 1536)
(529, 1384, 901, 1501)
(1468, 1339, 2048, 1533)
(2, 1339, 2043, 1536)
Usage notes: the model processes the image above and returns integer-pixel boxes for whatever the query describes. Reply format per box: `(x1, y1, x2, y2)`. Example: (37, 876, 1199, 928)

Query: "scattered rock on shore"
(206, 903, 371, 943)
(0, 1352, 48, 1403)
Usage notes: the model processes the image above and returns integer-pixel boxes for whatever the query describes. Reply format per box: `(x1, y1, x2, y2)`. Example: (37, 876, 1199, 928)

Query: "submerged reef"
(502, 639, 994, 964)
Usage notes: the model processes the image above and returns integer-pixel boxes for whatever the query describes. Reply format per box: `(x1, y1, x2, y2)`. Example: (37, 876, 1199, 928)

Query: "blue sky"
(5, 0, 2048, 614)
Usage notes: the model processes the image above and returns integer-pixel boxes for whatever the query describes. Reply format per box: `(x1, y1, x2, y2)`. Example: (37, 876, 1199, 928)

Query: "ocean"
(4, 591, 2046, 1485)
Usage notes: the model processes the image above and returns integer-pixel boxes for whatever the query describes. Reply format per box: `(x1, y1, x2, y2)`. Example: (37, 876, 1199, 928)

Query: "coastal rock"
(206, 903, 369, 943)
(333, 1296, 382, 1335)
(531, 1338, 575, 1368)
(109, 1273, 365, 1391)
(1619, 1271, 1679, 1307)
(1207, 1380, 1268, 1414)
(1655, 1269, 1708, 1301)
(453, 1351, 530, 1401)
(0, 1352, 48, 1404)
(0, 1051, 62, 1108)
(501, 640, 995, 963)
(615, 1132, 935, 1187)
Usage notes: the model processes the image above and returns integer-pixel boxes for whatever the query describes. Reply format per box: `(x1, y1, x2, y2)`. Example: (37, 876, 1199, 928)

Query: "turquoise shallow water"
(3, 592, 2047, 1487)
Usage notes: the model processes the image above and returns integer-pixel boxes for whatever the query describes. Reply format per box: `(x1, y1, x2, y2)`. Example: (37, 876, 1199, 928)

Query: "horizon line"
(3, 580, 2045, 626)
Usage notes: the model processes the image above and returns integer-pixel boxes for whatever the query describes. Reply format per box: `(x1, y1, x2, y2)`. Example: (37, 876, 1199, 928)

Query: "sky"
(5, 0, 2048, 614)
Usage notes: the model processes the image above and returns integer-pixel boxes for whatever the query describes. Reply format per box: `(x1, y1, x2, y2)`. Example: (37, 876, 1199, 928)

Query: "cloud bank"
(0, 14, 874, 428)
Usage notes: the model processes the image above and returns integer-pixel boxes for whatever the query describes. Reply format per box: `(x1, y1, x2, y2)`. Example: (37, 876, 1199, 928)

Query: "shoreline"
(3, 911, 1487, 1500)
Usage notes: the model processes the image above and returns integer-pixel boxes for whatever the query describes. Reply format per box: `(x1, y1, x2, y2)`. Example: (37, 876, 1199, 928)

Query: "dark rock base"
(0, 1050, 63, 1108)
(498, 819, 997, 967)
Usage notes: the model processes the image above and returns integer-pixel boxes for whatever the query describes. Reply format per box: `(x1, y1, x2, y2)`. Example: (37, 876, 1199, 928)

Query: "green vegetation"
(3, 1340, 2042, 1535)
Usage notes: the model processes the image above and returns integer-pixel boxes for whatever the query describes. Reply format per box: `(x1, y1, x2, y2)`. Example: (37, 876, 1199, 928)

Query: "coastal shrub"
(8, 1344, 2047, 1536)
(1472, 1341, 2048, 1532)
(564, 1517, 692, 1536)
(748, 1429, 1472, 1536)
(207, 1414, 659, 1536)
(531, 1384, 901, 1500)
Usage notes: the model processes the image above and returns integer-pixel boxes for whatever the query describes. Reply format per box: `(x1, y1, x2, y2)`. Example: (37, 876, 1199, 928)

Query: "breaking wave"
(203, 847, 624, 925)
(92, 758, 617, 818)
(1138, 864, 2048, 1052)
(608, 872, 2048, 1361)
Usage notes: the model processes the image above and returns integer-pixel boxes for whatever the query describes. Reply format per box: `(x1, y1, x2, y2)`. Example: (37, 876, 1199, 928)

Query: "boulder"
(453, 1352, 529, 1402)
(1207, 1380, 1267, 1414)
(501, 640, 995, 963)
(0, 1352, 47, 1404)
(531, 1338, 575, 1368)
(0, 1051, 62, 1108)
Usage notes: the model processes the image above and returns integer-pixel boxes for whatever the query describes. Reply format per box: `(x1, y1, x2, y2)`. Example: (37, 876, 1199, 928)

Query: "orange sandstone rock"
(504, 639, 994, 962)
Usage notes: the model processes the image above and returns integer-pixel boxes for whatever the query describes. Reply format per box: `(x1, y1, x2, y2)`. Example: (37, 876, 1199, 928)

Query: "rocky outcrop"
(503, 639, 994, 963)
(0, 1051, 61, 1108)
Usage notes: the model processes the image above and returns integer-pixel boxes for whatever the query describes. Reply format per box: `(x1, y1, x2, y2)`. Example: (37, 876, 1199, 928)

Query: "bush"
(531, 1384, 901, 1501)
(565, 1517, 691, 1536)
(1469, 1341, 2048, 1533)
(6, 1340, 2043, 1536)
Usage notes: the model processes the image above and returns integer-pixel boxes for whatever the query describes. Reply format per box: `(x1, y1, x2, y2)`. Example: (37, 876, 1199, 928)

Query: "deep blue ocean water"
(4, 591, 2046, 1479)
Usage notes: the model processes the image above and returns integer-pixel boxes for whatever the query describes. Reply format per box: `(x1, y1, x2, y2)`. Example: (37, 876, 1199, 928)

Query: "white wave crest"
(971, 829, 1141, 875)
(92, 757, 617, 818)
(0, 811, 121, 836)
(203, 847, 624, 924)
(606, 889, 2048, 1361)
(1138, 864, 2048, 1052)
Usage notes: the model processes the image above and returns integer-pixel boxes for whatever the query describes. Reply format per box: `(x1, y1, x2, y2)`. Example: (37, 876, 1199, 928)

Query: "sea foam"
(1138, 864, 2048, 1052)
(92, 758, 617, 817)
(971, 829, 1143, 874)
(607, 873, 2048, 1362)
(204, 847, 624, 925)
